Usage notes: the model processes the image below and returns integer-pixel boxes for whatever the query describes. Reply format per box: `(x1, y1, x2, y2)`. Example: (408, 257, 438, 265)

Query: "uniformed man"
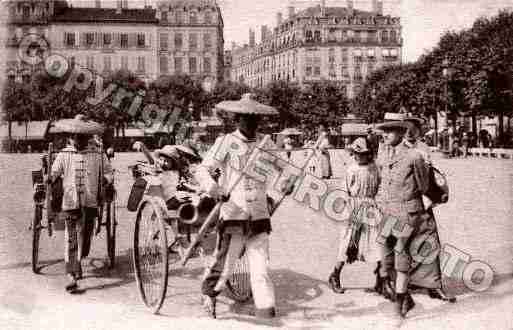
(375, 115, 430, 324)
(195, 94, 289, 319)
(403, 116, 456, 303)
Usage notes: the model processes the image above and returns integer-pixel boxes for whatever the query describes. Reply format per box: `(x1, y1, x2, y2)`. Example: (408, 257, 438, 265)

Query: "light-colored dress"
(337, 162, 380, 263)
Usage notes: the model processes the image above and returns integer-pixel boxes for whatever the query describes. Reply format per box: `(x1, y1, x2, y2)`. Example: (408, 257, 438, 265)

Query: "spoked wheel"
(133, 198, 169, 314)
(32, 205, 43, 274)
(225, 252, 252, 303)
(105, 201, 117, 269)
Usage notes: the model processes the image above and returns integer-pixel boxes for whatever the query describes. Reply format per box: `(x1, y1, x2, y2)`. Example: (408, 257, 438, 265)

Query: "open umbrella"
(216, 93, 279, 116)
(49, 114, 104, 135)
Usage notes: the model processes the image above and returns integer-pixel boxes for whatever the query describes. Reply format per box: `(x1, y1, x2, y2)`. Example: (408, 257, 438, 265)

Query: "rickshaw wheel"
(225, 252, 252, 303)
(133, 198, 169, 314)
(32, 205, 43, 274)
(105, 201, 117, 269)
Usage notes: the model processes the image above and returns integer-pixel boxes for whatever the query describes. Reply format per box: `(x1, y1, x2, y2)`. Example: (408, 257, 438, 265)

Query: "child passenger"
(328, 137, 381, 294)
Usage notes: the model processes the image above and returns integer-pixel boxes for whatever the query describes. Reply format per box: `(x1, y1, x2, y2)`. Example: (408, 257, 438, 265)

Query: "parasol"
(49, 114, 104, 135)
(216, 93, 279, 116)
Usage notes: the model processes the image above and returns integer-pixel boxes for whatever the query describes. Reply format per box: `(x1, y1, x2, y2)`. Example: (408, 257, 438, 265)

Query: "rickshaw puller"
(195, 94, 290, 319)
(48, 115, 112, 293)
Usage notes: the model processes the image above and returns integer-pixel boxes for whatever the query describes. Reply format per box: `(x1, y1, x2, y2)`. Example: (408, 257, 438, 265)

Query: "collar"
(233, 129, 257, 143)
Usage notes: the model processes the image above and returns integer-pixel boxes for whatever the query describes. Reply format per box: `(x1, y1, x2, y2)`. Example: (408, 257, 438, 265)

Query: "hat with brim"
(176, 141, 202, 162)
(349, 137, 371, 154)
(154, 145, 180, 159)
(375, 112, 413, 131)
(50, 114, 104, 135)
(404, 115, 425, 128)
(216, 93, 279, 116)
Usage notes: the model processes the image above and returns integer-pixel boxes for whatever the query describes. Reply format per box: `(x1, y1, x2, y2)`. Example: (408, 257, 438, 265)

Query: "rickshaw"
(30, 117, 117, 274)
(127, 146, 251, 314)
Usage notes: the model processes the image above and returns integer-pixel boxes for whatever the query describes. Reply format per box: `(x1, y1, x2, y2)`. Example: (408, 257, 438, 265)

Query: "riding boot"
(202, 295, 217, 319)
(401, 292, 416, 316)
(428, 288, 456, 303)
(365, 261, 383, 293)
(381, 276, 396, 302)
(328, 263, 345, 294)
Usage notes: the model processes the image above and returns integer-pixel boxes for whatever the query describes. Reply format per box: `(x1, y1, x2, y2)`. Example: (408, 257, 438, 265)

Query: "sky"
(72, 0, 513, 63)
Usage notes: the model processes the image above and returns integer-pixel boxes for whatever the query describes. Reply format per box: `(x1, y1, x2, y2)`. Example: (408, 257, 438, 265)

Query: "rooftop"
(51, 7, 158, 24)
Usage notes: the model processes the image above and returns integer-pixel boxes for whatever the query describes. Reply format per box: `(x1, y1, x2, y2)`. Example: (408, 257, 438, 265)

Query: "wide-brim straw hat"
(154, 145, 180, 159)
(176, 141, 202, 162)
(349, 137, 371, 153)
(50, 114, 104, 135)
(279, 128, 303, 136)
(216, 93, 279, 116)
(375, 112, 413, 131)
(155, 142, 202, 162)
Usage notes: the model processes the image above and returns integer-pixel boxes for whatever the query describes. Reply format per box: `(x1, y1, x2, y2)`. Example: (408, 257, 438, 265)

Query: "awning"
(0, 121, 50, 140)
(340, 123, 369, 136)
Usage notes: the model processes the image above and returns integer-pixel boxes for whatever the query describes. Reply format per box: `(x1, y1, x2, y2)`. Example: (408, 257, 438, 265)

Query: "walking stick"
(181, 135, 272, 266)
(269, 132, 327, 216)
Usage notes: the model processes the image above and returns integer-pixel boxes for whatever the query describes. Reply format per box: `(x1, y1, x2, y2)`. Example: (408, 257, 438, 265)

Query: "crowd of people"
(40, 98, 457, 325)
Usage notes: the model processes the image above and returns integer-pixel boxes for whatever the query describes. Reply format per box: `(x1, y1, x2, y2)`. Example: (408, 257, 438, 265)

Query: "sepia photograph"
(0, 0, 512, 329)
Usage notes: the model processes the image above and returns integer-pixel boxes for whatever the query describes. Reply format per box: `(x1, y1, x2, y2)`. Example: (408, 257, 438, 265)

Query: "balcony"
(8, 13, 48, 24)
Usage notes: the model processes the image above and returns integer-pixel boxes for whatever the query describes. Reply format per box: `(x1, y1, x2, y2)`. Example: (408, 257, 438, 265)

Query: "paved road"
(0, 152, 512, 329)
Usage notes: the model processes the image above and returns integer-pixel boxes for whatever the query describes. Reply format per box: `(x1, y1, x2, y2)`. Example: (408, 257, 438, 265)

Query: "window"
(354, 48, 363, 62)
(69, 56, 76, 68)
(328, 48, 336, 63)
(305, 57, 313, 76)
(341, 66, 349, 80)
(103, 33, 112, 46)
(160, 56, 168, 74)
(306, 30, 313, 42)
(189, 33, 197, 50)
(204, 11, 212, 24)
(190, 11, 198, 24)
(176, 10, 185, 24)
(86, 56, 94, 70)
(189, 57, 197, 73)
(137, 56, 145, 73)
(368, 30, 377, 43)
(160, 33, 168, 50)
(161, 11, 168, 22)
(328, 29, 337, 42)
(381, 30, 389, 43)
(103, 56, 111, 72)
(175, 33, 183, 49)
(203, 57, 211, 73)
(120, 33, 128, 48)
(174, 57, 183, 73)
(22, 6, 30, 19)
(65, 32, 75, 47)
(314, 57, 321, 76)
(204, 33, 212, 50)
(137, 34, 145, 48)
(121, 56, 128, 70)
(367, 61, 375, 74)
(85, 32, 94, 47)
(354, 31, 361, 42)
(341, 48, 348, 62)
(341, 30, 348, 41)
(314, 30, 321, 42)
(354, 66, 362, 81)
(390, 30, 397, 43)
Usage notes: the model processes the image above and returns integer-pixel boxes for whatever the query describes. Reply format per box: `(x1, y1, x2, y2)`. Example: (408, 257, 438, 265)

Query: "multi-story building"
(3, 0, 224, 84)
(229, 0, 402, 98)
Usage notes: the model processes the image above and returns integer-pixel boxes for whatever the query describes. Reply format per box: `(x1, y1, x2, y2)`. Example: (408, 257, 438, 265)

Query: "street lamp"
(442, 57, 452, 153)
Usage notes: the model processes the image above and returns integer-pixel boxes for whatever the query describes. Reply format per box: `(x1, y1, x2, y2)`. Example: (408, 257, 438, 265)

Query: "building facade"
(229, 0, 402, 98)
(3, 0, 224, 84)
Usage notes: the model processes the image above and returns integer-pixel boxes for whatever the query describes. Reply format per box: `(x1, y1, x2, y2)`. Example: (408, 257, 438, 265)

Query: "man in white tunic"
(195, 94, 289, 319)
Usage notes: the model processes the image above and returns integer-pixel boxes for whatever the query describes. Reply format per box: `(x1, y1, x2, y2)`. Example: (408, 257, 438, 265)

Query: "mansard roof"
(51, 7, 157, 24)
(295, 6, 379, 18)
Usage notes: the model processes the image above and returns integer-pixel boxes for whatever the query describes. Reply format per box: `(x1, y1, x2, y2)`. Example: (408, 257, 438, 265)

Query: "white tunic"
(195, 130, 279, 221)
(51, 145, 113, 211)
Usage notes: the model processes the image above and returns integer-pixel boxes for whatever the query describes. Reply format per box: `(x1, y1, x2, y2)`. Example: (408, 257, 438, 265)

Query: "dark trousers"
(62, 208, 97, 276)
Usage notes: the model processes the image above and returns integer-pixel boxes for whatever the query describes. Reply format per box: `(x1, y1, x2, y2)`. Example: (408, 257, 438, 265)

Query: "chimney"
(320, 0, 326, 16)
(276, 12, 283, 26)
(116, 0, 122, 14)
(95, 0, 101, 8)
(288, 6, 295, 19)
(377, 1, 383, 15)
(249, 29, 255, 47)
(261, 25, 268, 42)
(347, 0, 354, 16)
